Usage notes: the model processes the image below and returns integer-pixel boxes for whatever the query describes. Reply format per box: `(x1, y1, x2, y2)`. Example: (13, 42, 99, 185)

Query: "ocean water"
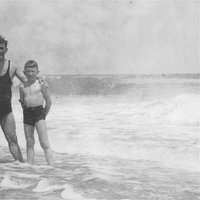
(0, 74, 199, 200)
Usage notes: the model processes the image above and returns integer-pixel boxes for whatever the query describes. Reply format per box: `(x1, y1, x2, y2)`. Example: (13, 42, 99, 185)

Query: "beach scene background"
(0, 74, 199, 200)
(0, 0, 199, 199)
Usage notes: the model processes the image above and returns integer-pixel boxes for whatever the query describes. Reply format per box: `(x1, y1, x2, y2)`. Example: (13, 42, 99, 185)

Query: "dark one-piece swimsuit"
(0, 61, 12, 120)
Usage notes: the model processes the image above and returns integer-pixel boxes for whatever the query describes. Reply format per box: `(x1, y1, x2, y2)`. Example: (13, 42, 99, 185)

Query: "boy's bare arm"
(42, 84, 52, 117)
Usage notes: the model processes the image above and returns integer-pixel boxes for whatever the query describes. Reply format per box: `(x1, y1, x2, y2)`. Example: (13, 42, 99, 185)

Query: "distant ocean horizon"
(12, 73, 199, 97)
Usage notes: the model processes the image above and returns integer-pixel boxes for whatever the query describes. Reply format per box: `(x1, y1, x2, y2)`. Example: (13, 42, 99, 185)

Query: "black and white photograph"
(0, 0, 199, 199)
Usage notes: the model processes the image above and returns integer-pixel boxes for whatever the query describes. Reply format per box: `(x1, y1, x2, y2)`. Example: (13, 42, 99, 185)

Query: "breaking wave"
(43, 74, 199, 96)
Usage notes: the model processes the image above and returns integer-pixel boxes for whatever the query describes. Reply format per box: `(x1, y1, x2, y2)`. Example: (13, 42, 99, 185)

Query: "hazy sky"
(0, 0, 199, 74)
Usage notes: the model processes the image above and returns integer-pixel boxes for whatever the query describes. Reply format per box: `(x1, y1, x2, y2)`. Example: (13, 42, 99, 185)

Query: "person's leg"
(35, 120, 54, 167)
(24, 124, 35, 165)
(0, 112, 24, 162)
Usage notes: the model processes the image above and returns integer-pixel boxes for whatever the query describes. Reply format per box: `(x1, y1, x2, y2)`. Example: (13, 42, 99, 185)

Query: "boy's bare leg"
(24, 124, 35, 165)
(36, 120, 54, 167)
(1, 112, 24, 162)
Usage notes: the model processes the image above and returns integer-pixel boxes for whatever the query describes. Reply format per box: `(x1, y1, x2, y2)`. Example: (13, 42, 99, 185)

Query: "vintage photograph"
(0, 0, 199, 199)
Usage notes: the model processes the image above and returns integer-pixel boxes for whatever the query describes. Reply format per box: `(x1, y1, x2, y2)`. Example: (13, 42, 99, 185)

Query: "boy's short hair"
(24, 60, 38, 70)
(0, 35, 8, 47)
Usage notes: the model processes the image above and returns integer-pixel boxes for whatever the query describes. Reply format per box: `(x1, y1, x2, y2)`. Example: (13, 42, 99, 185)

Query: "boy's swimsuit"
(23, 105, 45, 126)
(0, 61, 12, 120)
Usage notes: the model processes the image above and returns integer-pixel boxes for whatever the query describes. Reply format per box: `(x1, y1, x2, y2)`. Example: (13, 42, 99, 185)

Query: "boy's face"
(24, 67, 39, 81)
(0, 43, 8, 61)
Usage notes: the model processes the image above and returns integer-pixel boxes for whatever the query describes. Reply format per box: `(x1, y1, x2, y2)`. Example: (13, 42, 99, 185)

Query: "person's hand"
(18, 100, 25, 109)
(37, 76, 47, 85)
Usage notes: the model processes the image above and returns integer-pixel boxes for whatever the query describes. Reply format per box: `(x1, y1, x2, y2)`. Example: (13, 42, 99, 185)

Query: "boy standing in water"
(19, 60, 54, 167)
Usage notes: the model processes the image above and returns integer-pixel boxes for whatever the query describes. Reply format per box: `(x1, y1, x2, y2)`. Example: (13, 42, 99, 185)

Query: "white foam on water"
(61, 185, 92, 200)
(0, 163, 32, 172)
(50, 133, 199, 172)
(142, 94, 200, 125)
(0, 174, 30, 189)
(7, 171, 40, 178)
(29, 164, 54, 170)
(0, 93, 197, 175)
(32, 179, 95, 200)
(0, 162, 32, 172)
(0, 165, 15, 171)
(32, 179, 67, 192)
(2, 162, 31, 169)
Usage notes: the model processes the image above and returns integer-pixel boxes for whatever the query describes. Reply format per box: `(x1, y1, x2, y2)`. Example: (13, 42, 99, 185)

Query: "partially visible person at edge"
(0, 35, 46, 163)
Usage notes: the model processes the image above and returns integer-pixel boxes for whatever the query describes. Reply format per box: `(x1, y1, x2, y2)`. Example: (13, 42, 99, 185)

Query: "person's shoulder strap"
(6, 60, 11, 74)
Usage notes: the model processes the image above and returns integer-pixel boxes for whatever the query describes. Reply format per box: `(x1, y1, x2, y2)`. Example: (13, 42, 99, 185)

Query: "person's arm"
(42, 84, 52, 117)
(15, 64, 27, 83)
(19, 87, 25, 109)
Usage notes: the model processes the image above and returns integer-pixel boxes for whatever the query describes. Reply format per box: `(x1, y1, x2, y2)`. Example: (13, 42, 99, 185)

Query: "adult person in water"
(0, 35, 45, 162)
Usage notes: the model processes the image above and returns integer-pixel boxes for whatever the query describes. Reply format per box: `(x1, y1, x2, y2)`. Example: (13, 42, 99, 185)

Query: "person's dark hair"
(0, 35, 8, 47)
(24, 60, 38, 70)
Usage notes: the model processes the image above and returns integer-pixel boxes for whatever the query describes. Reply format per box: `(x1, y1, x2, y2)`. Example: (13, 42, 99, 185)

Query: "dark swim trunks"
(23, 105, 45, 126)
(0, 61, 12, 120)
